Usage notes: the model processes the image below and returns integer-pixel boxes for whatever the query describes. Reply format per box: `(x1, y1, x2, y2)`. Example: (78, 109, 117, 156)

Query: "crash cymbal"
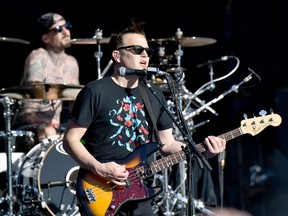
(0, 37, 30, 44)
(71, 37, 110, 45)
(179, 37, 216, 47)
(149, 37, 175, 45)
(0, 84, 83, 100)
(149, 36, 216, 47)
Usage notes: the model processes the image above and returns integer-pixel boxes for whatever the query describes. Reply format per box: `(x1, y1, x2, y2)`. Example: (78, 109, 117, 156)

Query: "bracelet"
(49, 123, 60, 129)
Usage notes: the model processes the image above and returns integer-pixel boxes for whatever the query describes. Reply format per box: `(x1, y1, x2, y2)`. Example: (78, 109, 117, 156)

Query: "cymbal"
(179, 37, 216, 47)
(148, 78, 170, 92)
(70, 37, 110, 45)
(166, 66, 186, 73)
(0, 83, 83, 100)
(148, 37, 175, 46)
(0, 37, 30, 44)
(149, 36, 216, 47)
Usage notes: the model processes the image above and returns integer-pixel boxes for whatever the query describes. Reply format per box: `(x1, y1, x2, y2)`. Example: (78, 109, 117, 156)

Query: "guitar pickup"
(84, 188, 96, 203)
(125, 179, 131, 188)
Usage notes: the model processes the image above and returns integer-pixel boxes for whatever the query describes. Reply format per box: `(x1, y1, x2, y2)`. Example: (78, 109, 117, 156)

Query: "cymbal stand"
(174, 28, 187, 200)
(94, 28, 104, 80)
(0, 96, 16, 215)
(175, 28, 184, 67)
(159, 28, 186, 215)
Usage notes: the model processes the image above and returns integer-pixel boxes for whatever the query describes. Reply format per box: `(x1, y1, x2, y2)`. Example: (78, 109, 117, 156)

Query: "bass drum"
(16, 139, 80, 215)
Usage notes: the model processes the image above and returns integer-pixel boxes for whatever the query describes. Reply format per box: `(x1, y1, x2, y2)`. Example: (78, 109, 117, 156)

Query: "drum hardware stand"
(160, 28, 215, 216)
(158, 46, 168, 65)
(94, 28, 104, 80)
(155, 173, 216, 215)
(15, 138, 51, 215)
(175, 28, 184, 67)
(0, 96, 16, 215)
(101, 59, 113, 77)
(163, 28, 188, 216)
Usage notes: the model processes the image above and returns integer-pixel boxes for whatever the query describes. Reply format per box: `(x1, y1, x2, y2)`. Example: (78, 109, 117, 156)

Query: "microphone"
(118, 66, 167, 77)
(197, 56, 229, 68)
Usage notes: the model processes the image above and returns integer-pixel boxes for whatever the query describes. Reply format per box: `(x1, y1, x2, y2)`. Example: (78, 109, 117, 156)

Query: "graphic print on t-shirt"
(108, 95, 149, 152)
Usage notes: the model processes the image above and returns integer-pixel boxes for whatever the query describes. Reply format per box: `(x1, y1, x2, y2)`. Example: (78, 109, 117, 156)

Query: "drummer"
(12, 12, 80, 143)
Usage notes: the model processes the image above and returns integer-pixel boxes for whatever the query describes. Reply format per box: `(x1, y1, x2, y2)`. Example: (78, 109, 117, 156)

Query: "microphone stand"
(141, 78, 212, 216)
(218, 150, 226, 208)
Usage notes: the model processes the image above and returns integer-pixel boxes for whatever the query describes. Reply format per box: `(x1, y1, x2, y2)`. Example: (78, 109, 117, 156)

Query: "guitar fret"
(172, 152, 178, 162)
(219, 128, 242, 142)
(150, 163, 158, 173)
(166, 155, 173, 166)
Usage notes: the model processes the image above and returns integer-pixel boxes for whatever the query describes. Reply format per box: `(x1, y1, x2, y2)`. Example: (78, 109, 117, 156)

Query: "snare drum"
(0, 130, 34, 153)
(16, 139, 80, 215)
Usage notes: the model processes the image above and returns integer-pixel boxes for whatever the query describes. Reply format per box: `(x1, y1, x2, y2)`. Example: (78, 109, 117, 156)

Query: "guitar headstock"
(240, 113, 282, 136)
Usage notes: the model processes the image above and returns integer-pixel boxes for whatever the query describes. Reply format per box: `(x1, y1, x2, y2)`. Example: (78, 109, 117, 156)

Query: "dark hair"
(105, 19, 147, 77)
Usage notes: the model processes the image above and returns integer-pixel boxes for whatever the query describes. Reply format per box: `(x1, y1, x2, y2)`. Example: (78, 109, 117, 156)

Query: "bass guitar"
(76, 113, 282, 216)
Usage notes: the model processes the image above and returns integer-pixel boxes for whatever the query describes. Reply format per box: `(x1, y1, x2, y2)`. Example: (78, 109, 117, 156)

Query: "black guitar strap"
(138, 81, 161, 145)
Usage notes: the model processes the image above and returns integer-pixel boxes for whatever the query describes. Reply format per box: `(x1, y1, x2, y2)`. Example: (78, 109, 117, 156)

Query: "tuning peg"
(243, 113, 248, 119)
(270, 108, 274, 114)
(259, 110, 267, 116)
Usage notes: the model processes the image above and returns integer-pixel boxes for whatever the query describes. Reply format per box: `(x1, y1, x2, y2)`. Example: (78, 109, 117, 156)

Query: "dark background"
(1, 1, 288, 215)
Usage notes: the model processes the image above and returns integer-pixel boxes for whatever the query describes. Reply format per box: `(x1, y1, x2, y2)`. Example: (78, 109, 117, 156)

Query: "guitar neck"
(149, 127, 242, 174)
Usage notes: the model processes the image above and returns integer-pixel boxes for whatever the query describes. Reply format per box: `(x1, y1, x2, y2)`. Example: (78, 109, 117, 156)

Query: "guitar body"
(76, 142, 162, 216)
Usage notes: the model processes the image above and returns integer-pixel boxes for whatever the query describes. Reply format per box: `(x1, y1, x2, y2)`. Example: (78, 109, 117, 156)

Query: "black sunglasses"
(49, 21, 72, 33)
(118, 45, 154, 58)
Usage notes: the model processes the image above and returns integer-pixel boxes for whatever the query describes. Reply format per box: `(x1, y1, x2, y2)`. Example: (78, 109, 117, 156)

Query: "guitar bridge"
(84, 188, 96, 203)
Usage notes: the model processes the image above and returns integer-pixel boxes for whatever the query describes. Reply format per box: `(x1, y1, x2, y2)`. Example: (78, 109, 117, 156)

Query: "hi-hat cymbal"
(149, 36, 216, 47)
(0, 83, 83, 100)
(0, 37, 30, 44)
(71, 37, 110, 45)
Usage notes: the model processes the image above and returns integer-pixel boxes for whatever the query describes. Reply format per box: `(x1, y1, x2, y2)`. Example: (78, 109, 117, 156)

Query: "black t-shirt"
(70, 76, 173, 161)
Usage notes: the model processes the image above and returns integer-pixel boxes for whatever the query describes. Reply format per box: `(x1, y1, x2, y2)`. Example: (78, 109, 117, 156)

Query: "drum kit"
(0, 36, 83, 214)
(0, 29, 230, 216)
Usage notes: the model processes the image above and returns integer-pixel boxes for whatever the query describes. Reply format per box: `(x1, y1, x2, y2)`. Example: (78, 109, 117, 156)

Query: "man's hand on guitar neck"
(202, 135, 227, 159)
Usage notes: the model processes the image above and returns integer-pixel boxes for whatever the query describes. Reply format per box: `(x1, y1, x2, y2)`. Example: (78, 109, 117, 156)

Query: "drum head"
(17, 140, 80, 215)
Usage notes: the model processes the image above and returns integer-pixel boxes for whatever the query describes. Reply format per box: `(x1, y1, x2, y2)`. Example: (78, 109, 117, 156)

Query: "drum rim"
(0, 130, 34, 136)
